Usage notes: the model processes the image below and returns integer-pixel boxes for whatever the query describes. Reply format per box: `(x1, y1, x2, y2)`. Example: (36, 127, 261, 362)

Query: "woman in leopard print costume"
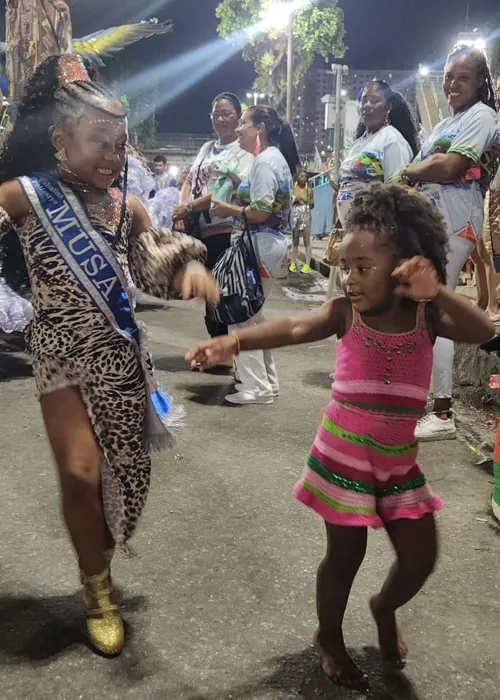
(0, 55, 219, 657)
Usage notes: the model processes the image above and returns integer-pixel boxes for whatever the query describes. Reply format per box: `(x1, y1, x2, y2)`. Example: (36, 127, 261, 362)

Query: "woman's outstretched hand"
(185, 335, 239, 371)
(392, 256, 440, 301)
(175, 262, 220, 305)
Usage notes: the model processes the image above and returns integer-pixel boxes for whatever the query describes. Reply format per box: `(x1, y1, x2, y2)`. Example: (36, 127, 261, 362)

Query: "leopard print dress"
(0, 189, 205, 547)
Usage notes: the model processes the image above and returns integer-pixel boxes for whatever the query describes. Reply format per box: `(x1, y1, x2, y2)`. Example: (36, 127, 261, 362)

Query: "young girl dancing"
(0, 55, 218, 657)
(187, 184, 494, 688)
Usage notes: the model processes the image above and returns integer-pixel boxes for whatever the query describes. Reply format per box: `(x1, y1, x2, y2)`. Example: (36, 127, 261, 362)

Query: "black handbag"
(208, 215, 265, 326)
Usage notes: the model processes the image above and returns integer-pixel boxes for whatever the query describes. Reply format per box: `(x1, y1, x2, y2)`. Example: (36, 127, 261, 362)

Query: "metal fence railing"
(153, 133, 212, 153)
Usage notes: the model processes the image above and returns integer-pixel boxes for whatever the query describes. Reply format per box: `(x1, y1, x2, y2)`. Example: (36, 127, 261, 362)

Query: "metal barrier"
(153, 133, 212, 153)
(309, 173, 334, 238)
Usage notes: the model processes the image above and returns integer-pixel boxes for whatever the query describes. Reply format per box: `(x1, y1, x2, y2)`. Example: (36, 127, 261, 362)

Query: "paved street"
(0, 273, 499, 700)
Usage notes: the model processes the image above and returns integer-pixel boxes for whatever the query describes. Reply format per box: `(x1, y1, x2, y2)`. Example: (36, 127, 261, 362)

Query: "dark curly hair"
(447, 43, 497, 112)
(345, 183, 448, 284)
(0, 55, 126, 292)
(355, 81, 420, 157)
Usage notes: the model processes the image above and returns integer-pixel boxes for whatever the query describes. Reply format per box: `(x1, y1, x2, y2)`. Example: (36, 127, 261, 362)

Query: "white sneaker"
(415, 413, 456, 442)
(235, 382, 279, 397)
(225, 391, 274, 406)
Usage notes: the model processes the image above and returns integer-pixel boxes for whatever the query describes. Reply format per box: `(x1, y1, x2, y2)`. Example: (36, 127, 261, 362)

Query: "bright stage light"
(260, 2, 292, 30)
(169, 165, 179, 177)
(259, 0, 309, 31)
(419, 65, 430, 77)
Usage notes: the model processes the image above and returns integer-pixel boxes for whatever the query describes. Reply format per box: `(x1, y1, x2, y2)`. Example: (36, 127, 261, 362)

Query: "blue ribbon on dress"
(19, 172, 184, 451)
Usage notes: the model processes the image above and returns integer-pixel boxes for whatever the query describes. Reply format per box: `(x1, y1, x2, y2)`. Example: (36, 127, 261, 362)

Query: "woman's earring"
(254, 134, 261, 156)
(384, 112, 391, 127)
(55, 148, 67, 164)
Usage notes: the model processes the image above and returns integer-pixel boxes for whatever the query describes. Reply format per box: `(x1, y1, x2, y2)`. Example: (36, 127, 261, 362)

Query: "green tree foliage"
(216, 0, 345, 114)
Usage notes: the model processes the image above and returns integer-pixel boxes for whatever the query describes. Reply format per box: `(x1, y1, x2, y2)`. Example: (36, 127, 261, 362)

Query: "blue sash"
(20, 173, 183, 451)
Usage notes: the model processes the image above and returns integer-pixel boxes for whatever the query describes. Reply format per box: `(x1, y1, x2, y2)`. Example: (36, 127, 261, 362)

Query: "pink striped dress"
(295, 304, 443, 528)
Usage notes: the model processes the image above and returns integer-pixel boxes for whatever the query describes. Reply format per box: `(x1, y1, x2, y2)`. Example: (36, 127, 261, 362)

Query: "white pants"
(433, 235, 476, 398)
(229, 229, 289, 398)
(230, 278, 278, 397)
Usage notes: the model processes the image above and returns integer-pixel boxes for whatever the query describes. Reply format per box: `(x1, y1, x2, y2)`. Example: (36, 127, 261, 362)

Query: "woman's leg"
(371, 514, 438, 665)
(230, 277, 275, 402)
(417, 235, 475, 440)
(41, 386, 106, 575)
(478, 237, 500, 316)
(303, 215, 313, 268)
(290, 224, 300, 268)
(316, 522, 368, 685)
(471, 245, 488, 310)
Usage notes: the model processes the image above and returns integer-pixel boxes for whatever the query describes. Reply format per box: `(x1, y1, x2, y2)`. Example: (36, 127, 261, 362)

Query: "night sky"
(1, 0, 499, 132)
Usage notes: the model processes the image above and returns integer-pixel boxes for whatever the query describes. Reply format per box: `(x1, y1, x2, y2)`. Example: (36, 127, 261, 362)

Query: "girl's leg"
(41, 386, 106, 575)
(370, 514, 438, 665)
(316, 522, 368, 684)
(41, 386, 124, 656)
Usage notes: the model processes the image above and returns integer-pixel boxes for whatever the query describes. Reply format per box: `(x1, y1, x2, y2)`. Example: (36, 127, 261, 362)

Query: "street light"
(260, 0, 308, 123)
(246, 91, 266, 106)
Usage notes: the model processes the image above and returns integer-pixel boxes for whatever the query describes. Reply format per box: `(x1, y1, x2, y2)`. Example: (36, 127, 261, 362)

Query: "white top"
(189, 139, 254, 233)
(337, 125, 414, 226)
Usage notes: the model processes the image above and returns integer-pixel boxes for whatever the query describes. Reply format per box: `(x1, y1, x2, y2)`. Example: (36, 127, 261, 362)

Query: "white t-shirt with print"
(338, 125, 413, 226)
(189, 139, 254, 233)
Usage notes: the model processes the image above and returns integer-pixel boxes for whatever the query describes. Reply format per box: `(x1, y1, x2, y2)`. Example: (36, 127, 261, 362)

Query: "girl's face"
(360, 85, 390, 133)
(211, 99, 239, 142)
(56, 104, 128, 190)
(236, 110, 259, 154)
(443, 54, 483, 113)
(339, 227, 397, 313)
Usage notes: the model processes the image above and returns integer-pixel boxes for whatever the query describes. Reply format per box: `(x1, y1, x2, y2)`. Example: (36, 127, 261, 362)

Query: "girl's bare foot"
(314, 630, 369, 691)
(370, 594, 408, 668)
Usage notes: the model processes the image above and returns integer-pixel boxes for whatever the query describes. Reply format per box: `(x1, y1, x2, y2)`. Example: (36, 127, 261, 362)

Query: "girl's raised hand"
(177, 261, 220, 305)
(392, 256, 441, 301)
(185, 335, 239, 370)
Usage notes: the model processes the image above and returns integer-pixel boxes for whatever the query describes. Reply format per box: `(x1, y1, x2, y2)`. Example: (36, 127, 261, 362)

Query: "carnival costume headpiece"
(52, 54, 127, 120)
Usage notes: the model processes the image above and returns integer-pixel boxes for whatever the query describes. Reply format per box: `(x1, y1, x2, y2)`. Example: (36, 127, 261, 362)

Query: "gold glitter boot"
(82, 568, 124, 657)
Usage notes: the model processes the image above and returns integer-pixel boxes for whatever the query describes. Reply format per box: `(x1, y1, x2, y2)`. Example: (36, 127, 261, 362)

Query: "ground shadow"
(303, 370, 332, 391)
(0, 351, 32, 381)
(193, 645, 421, 700)
(154, 354, 193, 374)
(136, 301, 169, 313)
(0, 592, 148, 665)
(176, 382, 233, 406)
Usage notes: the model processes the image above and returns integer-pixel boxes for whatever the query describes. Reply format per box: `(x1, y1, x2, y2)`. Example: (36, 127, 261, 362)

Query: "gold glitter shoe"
(82, 568, 124, 657)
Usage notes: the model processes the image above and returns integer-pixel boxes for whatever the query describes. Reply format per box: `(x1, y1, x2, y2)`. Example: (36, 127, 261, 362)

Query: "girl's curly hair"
(345, 183, 449, 285)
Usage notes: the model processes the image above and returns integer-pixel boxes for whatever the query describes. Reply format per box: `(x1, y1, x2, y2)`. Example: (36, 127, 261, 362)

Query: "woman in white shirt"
(404, 44, 499, 442)
(210, 105, 299, 405)
(337, 81, 418, 227)
(173, 93, 254, 339)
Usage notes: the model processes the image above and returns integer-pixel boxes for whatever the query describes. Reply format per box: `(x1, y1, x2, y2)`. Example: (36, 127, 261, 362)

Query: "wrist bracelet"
(231, 332, 241, 356)
(187, 202, 194, 214)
